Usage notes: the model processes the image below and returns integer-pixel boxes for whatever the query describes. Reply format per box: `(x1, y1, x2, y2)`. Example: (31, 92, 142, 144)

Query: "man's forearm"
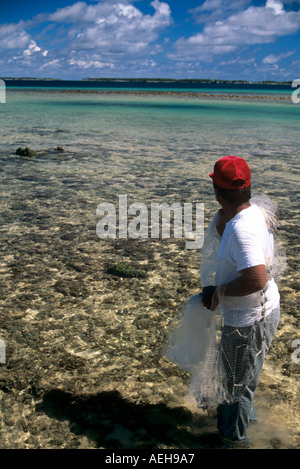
(218, 264, 267, 297)
(203, 265, 268, 311)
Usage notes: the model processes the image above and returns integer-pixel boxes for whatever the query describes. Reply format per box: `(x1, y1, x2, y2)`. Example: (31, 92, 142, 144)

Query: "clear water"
(0, 88, 299, 449)
(1, 90, 298, 205)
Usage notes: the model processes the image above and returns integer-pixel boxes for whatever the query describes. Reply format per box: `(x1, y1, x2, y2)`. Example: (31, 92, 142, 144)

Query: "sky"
(0, 0, 300, 81)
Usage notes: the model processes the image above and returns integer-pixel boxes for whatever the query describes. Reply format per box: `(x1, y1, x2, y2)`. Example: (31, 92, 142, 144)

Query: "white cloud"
(44, 0, 172, 72)
(266, 0, 285, 15)
(39, 59, 60, 70)
(0, 22, 48, 63)
(0, 23, 48, 76)
(0, 23, 32, 49)
(23, 40, 41, 56)
(219, 56, 256, 66)
(198, 0, 250, 11)
(0, 1, 172, 77)
(48, 0, 171, 55)
(189, 0, 252, 24)
(68, 57, 114, 69)
(263, 50, 295, 63)
(48, 1, 88, 23)
(170, 0, 300, 61)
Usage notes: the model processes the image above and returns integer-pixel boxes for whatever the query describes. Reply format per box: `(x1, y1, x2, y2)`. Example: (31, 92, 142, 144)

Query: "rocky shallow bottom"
(0, 218, 298, 449)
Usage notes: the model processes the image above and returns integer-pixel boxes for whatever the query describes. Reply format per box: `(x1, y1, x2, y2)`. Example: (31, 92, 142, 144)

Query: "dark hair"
(213, 182, 251, 204)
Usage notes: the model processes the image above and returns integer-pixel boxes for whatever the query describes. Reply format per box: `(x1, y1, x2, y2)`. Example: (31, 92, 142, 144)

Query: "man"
(201, 155, 280, 448)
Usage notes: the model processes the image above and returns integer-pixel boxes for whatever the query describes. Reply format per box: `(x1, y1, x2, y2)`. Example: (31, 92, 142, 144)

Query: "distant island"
(1, 77, 293, 85)
(82, 78, 293, 85)
(2, 77, 62, 81)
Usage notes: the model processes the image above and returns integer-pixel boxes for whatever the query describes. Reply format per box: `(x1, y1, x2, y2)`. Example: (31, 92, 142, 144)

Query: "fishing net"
(165, 195, 285, 408)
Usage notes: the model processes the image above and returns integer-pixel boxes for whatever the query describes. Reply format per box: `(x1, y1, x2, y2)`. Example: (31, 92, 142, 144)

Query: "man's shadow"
(35, 388, 221, 449)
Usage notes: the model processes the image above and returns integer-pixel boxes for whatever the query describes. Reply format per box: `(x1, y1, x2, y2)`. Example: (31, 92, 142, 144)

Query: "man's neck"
(222, 201, 251, 222)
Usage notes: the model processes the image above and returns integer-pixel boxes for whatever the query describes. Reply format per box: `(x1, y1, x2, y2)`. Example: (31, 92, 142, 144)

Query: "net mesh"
(164, 195, 285, 408)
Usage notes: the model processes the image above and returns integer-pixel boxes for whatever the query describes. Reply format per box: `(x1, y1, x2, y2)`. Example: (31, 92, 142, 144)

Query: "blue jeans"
(217, 305, 280, 441)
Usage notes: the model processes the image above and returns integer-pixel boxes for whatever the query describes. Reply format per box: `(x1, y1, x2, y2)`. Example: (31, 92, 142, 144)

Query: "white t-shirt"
(216, 204, 280, 327)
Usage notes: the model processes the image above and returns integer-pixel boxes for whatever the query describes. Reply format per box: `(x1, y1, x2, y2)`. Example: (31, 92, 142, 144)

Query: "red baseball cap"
(209, 156, 251, 190)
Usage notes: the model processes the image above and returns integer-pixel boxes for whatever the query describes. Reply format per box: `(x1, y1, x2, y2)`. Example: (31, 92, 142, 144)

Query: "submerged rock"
(106, 261, 146, 279)
(54, 279, 89, 297)
(15, 147, 37, 157)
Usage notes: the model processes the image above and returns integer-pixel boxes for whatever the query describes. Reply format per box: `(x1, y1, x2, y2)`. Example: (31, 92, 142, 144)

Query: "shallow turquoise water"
(1, 90, 299, 148)
(1, 88, 299, 259)
(1, 89, 299, 216)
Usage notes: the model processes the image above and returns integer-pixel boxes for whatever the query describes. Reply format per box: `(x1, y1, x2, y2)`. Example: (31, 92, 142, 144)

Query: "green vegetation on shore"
(1, 77, 293, 85)
(83, 78, 293, 85)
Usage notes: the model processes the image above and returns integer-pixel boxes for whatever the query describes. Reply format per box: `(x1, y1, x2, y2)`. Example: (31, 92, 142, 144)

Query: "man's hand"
(200, 265, 267, 311)
(210, 287, 220, 311)
(201, 286, 217, 310)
